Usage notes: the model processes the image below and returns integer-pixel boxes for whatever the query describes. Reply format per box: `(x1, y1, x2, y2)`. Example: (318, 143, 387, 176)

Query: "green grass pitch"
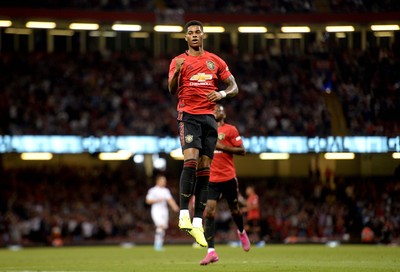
(0, 244, 399, 272)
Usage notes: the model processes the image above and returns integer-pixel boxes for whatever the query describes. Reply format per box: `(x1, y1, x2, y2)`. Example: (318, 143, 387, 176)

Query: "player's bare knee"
(205, 205, 216, 217)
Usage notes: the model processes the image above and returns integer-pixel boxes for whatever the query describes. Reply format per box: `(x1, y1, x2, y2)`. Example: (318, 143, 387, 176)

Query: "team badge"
(185, 134, 194, 143)
(218, 133, 225, 140)
(206, 60, 215, 71)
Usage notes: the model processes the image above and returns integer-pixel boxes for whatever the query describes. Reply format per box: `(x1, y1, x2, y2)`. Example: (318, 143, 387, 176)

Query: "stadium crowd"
(0, 165, 399, 246)
(0, 0, 315, 13)
(330, 0, 400, 13)
(334, 46, 400, 136)
(2, 0, 400, 13)
(0, 43, 398, 137)
(0, 0, 399, 250)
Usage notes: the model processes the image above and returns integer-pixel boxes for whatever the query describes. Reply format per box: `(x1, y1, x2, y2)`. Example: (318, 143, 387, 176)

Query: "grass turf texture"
(0, 244, 399, 272)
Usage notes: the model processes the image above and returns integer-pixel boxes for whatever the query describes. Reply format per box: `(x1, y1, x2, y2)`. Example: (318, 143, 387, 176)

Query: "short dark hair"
(184, 20, 203, 33)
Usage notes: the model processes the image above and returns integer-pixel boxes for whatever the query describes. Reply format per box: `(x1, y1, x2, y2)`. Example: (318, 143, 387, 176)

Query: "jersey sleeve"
(216, 56, 232, 81)
(146, 188, 155, 201)
(165, 189, 173, 200)
(229, 125, 243, 147)
(168, 57, 177, 81)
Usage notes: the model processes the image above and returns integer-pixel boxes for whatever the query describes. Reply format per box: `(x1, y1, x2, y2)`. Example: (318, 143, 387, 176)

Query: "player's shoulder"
(173, 52, 188, 59)
(170, 53, 185, 65)
(223, 122, 236, 128)
(204, 50, 223, 60)
(146, 187, 155, 196)
(221, 122, 239, 132)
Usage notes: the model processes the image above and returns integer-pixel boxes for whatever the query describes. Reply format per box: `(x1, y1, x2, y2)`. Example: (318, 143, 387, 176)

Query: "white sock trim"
(192, 217, 203, 228)
(208, 248, 215, 253)
(179, 209, 190, 218)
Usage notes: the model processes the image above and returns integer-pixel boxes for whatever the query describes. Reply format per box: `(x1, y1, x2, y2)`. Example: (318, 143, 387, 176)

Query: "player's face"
(157, 176, 167, 187)
(185, 25, 204, 48)
(214, 105, 226, 121)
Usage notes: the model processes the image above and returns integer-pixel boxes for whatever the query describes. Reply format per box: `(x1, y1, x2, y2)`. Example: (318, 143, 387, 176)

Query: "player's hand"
(175, 58, 185, 73)
(216, 141, 225, 151)
(206, 91, 223, 102)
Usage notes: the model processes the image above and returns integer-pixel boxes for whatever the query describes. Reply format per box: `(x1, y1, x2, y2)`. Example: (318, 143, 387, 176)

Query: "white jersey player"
(146, 175, 179, 251)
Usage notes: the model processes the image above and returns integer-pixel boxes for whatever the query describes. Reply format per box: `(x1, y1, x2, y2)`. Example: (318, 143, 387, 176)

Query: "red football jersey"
(210, 123, 243, 182)
(247, 193, 261, 220)
(168, 50, 232, 115)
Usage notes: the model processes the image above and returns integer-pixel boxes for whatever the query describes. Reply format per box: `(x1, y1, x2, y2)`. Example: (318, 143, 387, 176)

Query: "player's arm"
(216, 141, 246, 156)
(168, 58, 185, 95)
(167, 197, 179, 212)
(146, 197, 162, 205)
(247, 198, 259, 210)
(221, 74, 239, 98)
(238, 194, 247, 212)
(207, 75, 239, 102)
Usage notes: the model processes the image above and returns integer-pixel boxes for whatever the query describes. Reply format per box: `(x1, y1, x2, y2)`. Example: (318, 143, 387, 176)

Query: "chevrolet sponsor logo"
(190, 73, 213, 82)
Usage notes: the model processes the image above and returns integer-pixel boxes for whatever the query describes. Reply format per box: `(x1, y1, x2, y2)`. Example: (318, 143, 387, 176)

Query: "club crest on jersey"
(206, 60, 215, 71)
(218, 133, 225, 140)
(185, 134, 194, 143)
(190, 73, 213, 82)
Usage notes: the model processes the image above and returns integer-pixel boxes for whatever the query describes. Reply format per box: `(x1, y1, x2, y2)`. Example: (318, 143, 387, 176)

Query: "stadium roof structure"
(0, 7, 399, 33)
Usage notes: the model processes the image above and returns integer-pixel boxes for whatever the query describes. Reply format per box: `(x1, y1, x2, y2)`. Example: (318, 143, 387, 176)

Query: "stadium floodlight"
(133, 154, 144, 163)
(370, 24, 399, 31)
(26, 21, 56, 29)
(325, 26, 355, 32)
(393, 153, 400, 159)
(203, 26, 225, 33)
(49, 29, 74, 36)
(259, 153, 290, 160)
(0, 20, 12, 27)
(153, 25, 183, 32)
(281, 26, 310, 33)
(170, 148, 184, 160)
(324, 152, 355, 160)
(153, 154, 166, 170)
(98, 150, 132, 161)
(112, 24, 142, 31)
(20, 152, 53, 160)
(69, 23, 99, 30)
(4, 28, 32, 35)
(238, 26, 267, 33)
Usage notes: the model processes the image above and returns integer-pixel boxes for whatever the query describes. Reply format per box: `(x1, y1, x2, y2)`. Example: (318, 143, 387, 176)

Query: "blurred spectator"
(0, 0, 315, 13)
(335, 46, 400, 136)
(1, 45, 398, 136)
(1, 0, 399, 13)
(1, 166, 399, 246)
(0, 164, 154, 246)
(330, 0, 400, 13)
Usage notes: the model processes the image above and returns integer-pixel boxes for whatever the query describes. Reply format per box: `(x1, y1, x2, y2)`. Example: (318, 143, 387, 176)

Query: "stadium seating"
(1, 166, 399, 246)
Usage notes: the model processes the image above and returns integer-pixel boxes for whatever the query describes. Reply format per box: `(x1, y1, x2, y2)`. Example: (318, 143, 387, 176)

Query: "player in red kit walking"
(243, 185, 264, 246)
(200, 104, 250, 265)
(168, 20, 239, 248)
